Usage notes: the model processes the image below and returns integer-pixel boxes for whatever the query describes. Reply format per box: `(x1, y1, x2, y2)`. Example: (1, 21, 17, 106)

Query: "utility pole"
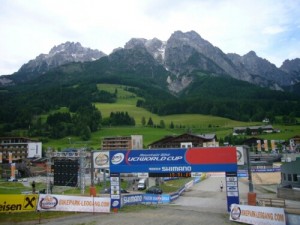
(46, 148, 52, 194)
(246, 146, 254, 192)
(79, 148, 86, 195)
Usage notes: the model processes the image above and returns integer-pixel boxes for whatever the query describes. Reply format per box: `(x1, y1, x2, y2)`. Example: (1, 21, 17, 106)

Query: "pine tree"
(170, 121, 174, 129)
(147, 117, 154, 126)
(141, 116, 146, 126)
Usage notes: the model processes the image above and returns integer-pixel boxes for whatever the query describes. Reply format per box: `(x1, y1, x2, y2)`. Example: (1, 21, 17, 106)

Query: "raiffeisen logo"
(111, 153, 125, 165)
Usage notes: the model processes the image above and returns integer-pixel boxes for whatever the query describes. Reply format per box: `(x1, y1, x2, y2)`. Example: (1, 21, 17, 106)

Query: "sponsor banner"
(37, 194, 110, 213)
(238, 173, 248, 177)
(170, 193, 180, 201)
(191, 172, 202, 177)
(226, 172, 239, 212)
(110, 173, 121, 209)
(230, 204, 285, 225)
(122, 194, 143, 206)
(227, 186, 238, 192)
(0, 194, 38, 213)
(227, 191, 239, 197)
(138, 173, 149, 178)
(238, 168, 281, 173)
(178, 186, 186, 196)
(143, 194, 170, 204)
(170, 186, 187, 202)
(185, 147, 237, 164)
(236, 146, 245, 165)
(185, 180, 194, 189)
(110, 147, 237, 173)
(93, 151, 109, 169)
(111, 199, 120, 208)
(226, 177, 237, 182)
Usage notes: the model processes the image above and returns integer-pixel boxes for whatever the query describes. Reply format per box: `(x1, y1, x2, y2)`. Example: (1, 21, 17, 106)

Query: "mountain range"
(1, 30, 300, 132)
(1, 30, 300, 93)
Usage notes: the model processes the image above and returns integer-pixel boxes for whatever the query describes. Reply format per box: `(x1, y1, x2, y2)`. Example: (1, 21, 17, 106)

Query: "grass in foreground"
(0, 211, 75, 224)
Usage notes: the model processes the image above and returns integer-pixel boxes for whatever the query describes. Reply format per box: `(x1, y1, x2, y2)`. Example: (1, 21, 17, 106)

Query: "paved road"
(172, 173, 269, 213)
(11, 175, 282, 225)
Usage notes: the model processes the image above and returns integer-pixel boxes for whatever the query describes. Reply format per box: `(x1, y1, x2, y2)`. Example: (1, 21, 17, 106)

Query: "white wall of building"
(27, 142, 42, 158)
(131, 135, 143, 149)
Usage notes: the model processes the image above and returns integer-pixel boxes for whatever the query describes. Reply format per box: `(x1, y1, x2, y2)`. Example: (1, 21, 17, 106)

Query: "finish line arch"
(108, 146, 239, 211)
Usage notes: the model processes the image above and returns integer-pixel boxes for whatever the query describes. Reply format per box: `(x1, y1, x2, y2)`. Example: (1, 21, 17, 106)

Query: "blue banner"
(238, 168, 281, 173)
(122, 194, 143, 206)
(110, 149, 237, 173)
(142, 194, 170, 204)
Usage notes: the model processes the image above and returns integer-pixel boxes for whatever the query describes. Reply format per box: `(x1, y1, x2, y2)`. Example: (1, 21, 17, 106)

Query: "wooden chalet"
(148, 133, 217, 149)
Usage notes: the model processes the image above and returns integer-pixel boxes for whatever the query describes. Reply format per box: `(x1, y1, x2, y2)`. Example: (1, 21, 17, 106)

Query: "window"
(293, 174, 298, 182)
(281, 173, 285, 181)
(288, 174, 292, 181)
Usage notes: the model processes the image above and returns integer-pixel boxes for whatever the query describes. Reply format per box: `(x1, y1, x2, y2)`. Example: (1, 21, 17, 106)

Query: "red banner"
(185, 147, 237, 164)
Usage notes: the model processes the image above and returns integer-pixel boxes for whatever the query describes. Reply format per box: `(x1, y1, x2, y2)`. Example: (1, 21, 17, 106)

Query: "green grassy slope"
(41, 83, 300, 150)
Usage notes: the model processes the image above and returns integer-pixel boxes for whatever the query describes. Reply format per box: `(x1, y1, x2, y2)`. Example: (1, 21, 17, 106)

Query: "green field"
(34, 83, 300, 150)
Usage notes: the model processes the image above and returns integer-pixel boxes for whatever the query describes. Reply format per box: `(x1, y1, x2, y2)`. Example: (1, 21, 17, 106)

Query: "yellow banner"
(0, 194, 38, 213)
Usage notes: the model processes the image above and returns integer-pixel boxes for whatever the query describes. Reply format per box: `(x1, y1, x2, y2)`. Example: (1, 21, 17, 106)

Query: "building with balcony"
(0, 137, 42, 163)
(101, 135, 143, 150)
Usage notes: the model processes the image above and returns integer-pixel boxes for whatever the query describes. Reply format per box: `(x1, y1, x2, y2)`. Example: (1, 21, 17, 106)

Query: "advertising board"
(143, 194, 170, 204)
(93, 151, 109, 169)
(0, 194, 38, 213)
(230, 204, 285, 225)
(109, 147, 237, 173)
(122, 194, 143, 206)
(37, 194, 110, 213)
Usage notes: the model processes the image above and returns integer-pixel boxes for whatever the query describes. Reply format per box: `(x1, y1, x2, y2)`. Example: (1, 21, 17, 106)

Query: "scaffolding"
(48, 148, 87, 194)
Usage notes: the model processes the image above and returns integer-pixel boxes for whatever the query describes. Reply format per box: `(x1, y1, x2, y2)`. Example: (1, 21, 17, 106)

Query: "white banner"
(236, 146, 245, 165)
(230, 204, 285, 225)
(37, 194, 110, 213)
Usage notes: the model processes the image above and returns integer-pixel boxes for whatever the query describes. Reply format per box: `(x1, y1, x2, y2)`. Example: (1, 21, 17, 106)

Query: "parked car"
(146, 186, 163, 194)
(102, 188, 130, 194)
(7, 178, 18, 182)
(137, 178, 147, 190)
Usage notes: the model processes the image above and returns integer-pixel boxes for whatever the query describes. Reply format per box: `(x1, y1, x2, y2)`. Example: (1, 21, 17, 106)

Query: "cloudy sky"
(1, 0, 300, 75)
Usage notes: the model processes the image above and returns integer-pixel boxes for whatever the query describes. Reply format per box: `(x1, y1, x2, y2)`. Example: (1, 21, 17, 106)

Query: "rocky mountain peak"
(124, 38, 147, 49)
(123, 37, 166, 64)
(244, 50, 257, 57)
(49, 41, 84, 56)
(280, 59, 300, 73)
(169, 30, 208, 48)
(227, 51, 295, 88)
(165, 30, 249, 80)
(18, 41, 106, 76)
(1, 30, 299, 91)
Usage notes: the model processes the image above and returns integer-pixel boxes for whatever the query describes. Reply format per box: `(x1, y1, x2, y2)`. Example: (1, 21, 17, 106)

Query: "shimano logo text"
(162, 166, 192, 172)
